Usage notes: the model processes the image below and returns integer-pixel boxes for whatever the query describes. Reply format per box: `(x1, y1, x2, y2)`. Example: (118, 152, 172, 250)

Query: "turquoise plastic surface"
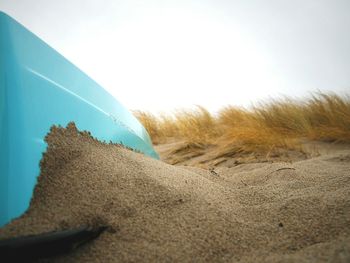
(0, 12, 159, 227)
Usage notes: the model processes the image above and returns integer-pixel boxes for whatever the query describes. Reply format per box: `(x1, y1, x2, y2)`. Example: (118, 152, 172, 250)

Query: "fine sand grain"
(0, 123, 349, 262)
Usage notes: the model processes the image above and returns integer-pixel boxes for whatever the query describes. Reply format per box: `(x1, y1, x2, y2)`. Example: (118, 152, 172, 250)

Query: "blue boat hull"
(0, 12, 158, 227)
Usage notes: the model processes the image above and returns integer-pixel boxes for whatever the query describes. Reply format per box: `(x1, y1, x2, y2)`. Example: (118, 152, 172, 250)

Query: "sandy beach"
(0, 123, 349, 262)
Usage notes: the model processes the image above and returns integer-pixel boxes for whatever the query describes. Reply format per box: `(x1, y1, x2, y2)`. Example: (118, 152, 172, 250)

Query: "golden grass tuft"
(173, 106, 221, 144)
(134, 92, 350, 166)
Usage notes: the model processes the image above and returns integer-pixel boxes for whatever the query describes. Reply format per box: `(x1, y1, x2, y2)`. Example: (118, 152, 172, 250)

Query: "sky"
(0, 0, 349, 113)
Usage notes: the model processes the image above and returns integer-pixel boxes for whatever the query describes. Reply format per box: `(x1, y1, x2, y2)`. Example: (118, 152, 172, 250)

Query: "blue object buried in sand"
(0, 12, 159, 227)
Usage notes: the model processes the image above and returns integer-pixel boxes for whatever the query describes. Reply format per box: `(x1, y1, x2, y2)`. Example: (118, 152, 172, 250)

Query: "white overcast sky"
(1, 0, 349, 113)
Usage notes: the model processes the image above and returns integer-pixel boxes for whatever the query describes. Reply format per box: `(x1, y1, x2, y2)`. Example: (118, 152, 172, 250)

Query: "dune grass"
(134, 93, 350, 165)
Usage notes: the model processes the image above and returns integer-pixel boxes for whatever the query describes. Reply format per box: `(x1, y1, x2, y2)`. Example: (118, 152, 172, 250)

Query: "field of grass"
(134, 93, 350, 166)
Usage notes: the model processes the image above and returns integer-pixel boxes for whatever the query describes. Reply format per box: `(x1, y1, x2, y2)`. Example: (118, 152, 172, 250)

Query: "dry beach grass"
(135, 92, 350, 167)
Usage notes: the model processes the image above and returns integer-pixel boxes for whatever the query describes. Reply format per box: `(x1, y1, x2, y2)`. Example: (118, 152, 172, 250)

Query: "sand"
(0, 123, 350, 262)
(154, 140, 309, 168)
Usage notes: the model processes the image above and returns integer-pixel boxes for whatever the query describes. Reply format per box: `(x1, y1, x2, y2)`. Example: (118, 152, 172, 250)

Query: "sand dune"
(0, 123, 349, 262)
